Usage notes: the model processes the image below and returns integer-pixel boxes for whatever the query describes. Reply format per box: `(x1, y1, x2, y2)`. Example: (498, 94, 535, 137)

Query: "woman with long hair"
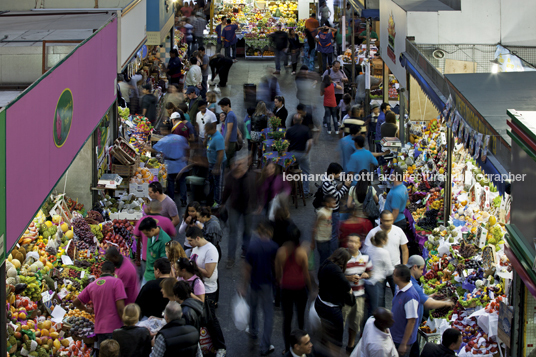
(257, 161, 291, 214)
(250, 101, 271, 165)
(165, 241, 187, 278)
(315, 248, 354, 355)
(288, 28, 302, 74)
(160, 277, 178, 301)
(112, 303, 152, 357)
(176, 257, 206, 302)
(303, 29, 316, 72)
(347, 169, 379, 225)
(179, 201, 202, 256)
(321, 74, 342, 135)
(275, 227, 310, 354)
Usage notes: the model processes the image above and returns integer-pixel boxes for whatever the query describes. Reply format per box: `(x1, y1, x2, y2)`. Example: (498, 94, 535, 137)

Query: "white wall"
(299, 0, 314, 20)
(119, 0, 147, 69)
(407, 0, 500, 45)
(500, 0, 536, 46)
(0, 0, 132, 11)
(0, 45, 75, 84)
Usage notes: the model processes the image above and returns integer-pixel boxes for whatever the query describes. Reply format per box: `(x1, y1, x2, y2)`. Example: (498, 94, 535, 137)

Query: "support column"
(383, 62, 390, 103)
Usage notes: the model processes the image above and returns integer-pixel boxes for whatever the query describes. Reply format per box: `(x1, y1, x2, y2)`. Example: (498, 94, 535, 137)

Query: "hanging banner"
(474, 133, 483, 160)
(481, 135, 490, 163)
(380, 0, 407, 87)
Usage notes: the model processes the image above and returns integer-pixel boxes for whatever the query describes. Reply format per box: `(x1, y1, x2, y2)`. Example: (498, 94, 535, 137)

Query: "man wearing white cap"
(406, 255, 455, 357)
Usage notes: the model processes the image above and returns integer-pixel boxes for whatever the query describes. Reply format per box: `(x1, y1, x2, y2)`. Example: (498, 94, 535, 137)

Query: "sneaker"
(273, 70, 281, 74)
(245, 327, 258, 340)
(232, 59, 238, 63)
(291, 71, 296, 75)
(211, 202, 220, 210)
(216, 350, 226, 357)
(327, 131, 331, 134)
(335, 131, 339, 135)
(261, 346, 275, 356)
(226, 259, 235, 269)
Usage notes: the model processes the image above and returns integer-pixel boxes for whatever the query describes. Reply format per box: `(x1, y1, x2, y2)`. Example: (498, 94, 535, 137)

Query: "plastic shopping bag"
(308, 302, 321, 333)
(232, 294, 250, 331)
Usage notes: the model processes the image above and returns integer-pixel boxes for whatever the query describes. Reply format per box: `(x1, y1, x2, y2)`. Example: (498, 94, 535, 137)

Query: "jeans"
(289, 151, 310, 194)
(321, 52, 333, 73)
(394, 218, 408, 231)
(225, 44, 236, 59)
(316, 240, 331, 266)
(315, 298, 344, 347)
(208, 163, 222, 205)
(380, 275, 396, 308)
(226, 142, 237, 168)
(364, 281, 382, 321)
(394, 342, 414, 357)
(275, 49, 288, 71)
(167, 172, 186, 201)
(205, 292, 226, 350)
(250, 284, 275, 353)
(201, 75, 208, 99)
(324, 106, 339, 132)
(330, 211, 340, 253)
(227, 207, 252, 261)
(281, 288, 308, 351)
(303, 44, 316, 71)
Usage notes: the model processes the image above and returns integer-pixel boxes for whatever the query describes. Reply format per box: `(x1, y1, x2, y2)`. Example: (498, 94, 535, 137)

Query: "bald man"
(352, 308, 398, 357)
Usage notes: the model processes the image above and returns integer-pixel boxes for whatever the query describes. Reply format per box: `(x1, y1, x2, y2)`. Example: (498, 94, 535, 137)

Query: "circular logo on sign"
(54, 88, 73, 147)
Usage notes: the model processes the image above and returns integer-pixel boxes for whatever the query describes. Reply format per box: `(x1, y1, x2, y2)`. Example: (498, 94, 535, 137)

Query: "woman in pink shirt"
(176, 257, 206, 302)
(321, 74, 342, 135)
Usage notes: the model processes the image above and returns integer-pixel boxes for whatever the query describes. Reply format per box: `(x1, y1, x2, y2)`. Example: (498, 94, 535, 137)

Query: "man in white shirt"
(343, 234, 372, 352)
(186, 226, 227, 356)
(184, 57, 203, 88)
(362, 210, 408, 307)
(351, 308, 398, 357)
(195, 99, 217, 140)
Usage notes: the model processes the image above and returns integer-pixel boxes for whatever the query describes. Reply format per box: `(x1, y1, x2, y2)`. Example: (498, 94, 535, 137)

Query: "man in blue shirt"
(390, 265, 420, 357)
(205, 122, 226, 207)
(384, 166, 409, 230)
(218, 97, 238, 167)
(145, 121, 189, 203)
(215, 16, 226, 55)
(406, 255, 455, 357)
(338, 125, 359, 172)
(346, 135, 387, 183)
(375, 102, 391, 151)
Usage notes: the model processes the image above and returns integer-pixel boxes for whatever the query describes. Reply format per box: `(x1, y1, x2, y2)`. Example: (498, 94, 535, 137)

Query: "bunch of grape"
(91, 225, 103, 241)
(465, 260, 480, 270)
(74, 260, 92, 268)
(72, 217, 97, 250)
(431, 305, 451, 318)
(66, 316, 95, 338)
(417, 209, 440, 231)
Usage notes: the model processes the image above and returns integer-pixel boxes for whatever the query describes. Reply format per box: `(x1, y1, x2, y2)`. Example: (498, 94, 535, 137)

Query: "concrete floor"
(176, 59, 392, 356)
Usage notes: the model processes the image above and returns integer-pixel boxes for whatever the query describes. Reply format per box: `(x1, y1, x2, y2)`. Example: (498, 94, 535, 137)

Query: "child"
(343, 233, 372, 352)
(311, 195, 336, 265)
(207, 91, 217, 114)
(339, 93, 352, 125)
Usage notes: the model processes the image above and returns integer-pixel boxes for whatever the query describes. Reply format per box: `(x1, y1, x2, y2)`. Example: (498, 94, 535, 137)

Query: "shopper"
(302, 30, 316, 72)
(315, 248, 353, 355)
(288, 29, 301, 74)
(339, 93, 352, 124)
(138, 217, 172, 285)
(338, 125, 359, 172)
(174, 281, 204, 330)
(365, 103, 381, 149)
(375, 102, 391, 151)
(407, 255, 455, 357)
(242, 220, 279, 356)
(99, 340, 120, 357)
(167, 49, 183, 86)
(198, 206, 223, 259)
(193, 13, 207, 50)
(74, 262, 126, 354)
(286, 114, 313, 198)
(105, 247, 139, 305)
(209, 54, 233, 88)
(221, 155, 257, 267)
(195, 99, 218, 140)
(205, 122, 226, 207)
(112, 304, 152, 357)
(340, 105, 366, 137)
(186, 227, 227, 356)
(215, 16, 226, 55)
(391, 265, 420, 357)
(420, 328, 462, 357)
(381, 111, 399, 138)
(117, 75, 131, 108)
(176, 257, 206, 302)
(311, 195, 335, 265)
(198, 46, 210, 98)
(316, 26, 336, 73)
(363, 210, 408, 306)
(305, 13, 320, 35)
(343, 234, 372, 352)
(250, 101, 271, 164)
(147, 182, 181, 227)
(276, 227, 311, 355)
(339, 207, 373, 249)
(151, 302, 199, 357)
(135, 258, 172, 319)
(320, 3, 331, 26)
(321, 163, 351, 252)
(165, 241, 187, 278)
(284, 330, 314, 357)
(170, 111, 193, 143)
(183, 18, 195, 59)
(322, 61, 348, 107)
(269, 24, 289, 74)
(347, 168, 379, 219)
(347, 135, 387, 182)
(164, 84, 185, 114)
(222, 19, 239, 61)
(320, 74, 341, 134)
(179, 201, 202, 256)
(185, 57, 203, 90)
(258, 69, 281, 111)
(140, 84, 157, 125)
(257, 160, 291, 215)
(186, 87, 202, 124)
(384, 166, 409, 230)
(218, 97, 239, 165)
(273, 96, 288, 128)
(271, 202, 300, 248)
(243, 107, 254, 151)
(354, 308, 398, 357)
(355, 73, 381, 107)
(160, 277, 178, 301)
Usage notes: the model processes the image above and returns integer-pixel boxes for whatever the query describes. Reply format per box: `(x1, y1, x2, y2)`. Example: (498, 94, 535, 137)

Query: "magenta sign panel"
(4, 18, 117, 252)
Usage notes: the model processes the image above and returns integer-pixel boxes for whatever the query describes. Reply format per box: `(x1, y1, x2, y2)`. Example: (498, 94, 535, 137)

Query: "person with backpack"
(347, 169, 380, 226)
(320, 163, 352, 253)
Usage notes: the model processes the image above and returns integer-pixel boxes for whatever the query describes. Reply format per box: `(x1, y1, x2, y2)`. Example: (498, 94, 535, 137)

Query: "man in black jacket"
(420, 328, 461, 357)
(151, 301, 199, 357)
(174, 281, 204, 331)
(269, 24, 289, 74)
(283, 329, 314, 357)
(209, 54, 233, 88)
(136, 258, 171, 319)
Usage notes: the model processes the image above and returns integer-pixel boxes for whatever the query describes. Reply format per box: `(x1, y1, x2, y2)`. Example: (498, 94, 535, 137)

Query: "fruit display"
(71, 217, 97, 251)
(65, 317, 95, 338)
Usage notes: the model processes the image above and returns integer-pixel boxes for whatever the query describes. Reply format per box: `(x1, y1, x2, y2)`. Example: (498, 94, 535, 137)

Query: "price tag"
(441, 132, 447, 146)
(55, 281, 57, 290)
(81, 271, 85, 279)
(462, 270, 468, 278)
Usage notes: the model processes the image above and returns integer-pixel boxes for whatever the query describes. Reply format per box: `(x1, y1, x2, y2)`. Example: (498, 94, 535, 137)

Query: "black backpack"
(312, 184, 324, 209)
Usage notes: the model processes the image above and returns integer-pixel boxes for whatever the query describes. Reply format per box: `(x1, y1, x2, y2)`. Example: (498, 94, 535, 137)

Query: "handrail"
(122, 0, 142, 17)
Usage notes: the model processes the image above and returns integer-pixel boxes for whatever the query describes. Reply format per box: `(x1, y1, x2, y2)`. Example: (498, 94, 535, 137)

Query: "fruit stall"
(385, 112, 514, 356)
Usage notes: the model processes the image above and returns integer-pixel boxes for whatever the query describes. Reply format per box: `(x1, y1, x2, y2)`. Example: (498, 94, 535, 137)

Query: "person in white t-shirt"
(343, 234, 372, 352)
(195, 99, 217, 140)
(362, 210, 408, 307)
(351, 308, 398, 357)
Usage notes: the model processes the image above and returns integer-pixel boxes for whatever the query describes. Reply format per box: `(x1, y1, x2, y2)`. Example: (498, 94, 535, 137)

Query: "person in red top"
(275, 229, 312, 354)
(74, 261, 127, 354)
(339, 207, 373, 248)
(321, 75, 342, 135)
(170, 112, 193, 142)
(133, 200, 177, 281)
(105, 246, 139, 305)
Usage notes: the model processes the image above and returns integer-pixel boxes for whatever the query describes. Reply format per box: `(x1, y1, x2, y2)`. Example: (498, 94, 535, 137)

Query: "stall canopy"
(0, 14, 118, 265)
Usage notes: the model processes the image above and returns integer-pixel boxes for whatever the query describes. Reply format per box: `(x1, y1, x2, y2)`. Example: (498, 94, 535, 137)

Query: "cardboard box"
(129, 182, 150, 198)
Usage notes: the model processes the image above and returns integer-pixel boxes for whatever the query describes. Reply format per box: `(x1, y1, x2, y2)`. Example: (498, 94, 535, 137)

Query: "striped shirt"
(322, 174, 349, 211)
(345, 252, 373, 296)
